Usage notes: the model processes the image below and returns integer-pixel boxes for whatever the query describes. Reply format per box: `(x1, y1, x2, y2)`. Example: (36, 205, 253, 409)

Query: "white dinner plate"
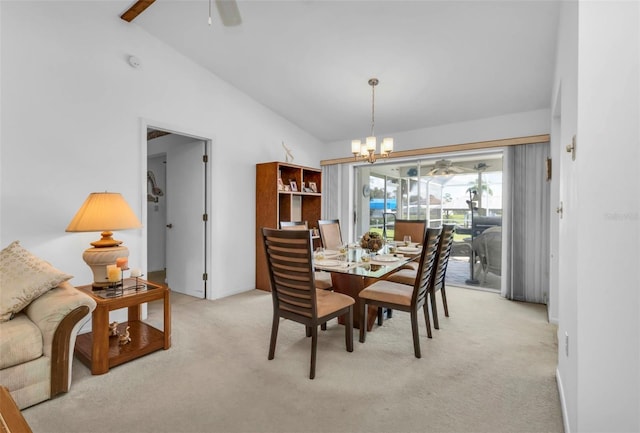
(315, 259, 341, 267)
(397, 246, 421, 253)
(373, 255, 400, 262)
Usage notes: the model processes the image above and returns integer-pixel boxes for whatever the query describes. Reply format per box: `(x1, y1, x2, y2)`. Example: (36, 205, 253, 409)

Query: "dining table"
(313, 243, 423, 331)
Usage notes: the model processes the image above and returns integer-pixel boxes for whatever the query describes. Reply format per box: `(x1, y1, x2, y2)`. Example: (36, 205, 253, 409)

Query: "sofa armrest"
(25, 281, 96, 358)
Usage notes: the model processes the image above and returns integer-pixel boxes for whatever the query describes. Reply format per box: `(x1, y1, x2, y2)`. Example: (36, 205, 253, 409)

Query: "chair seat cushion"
(0, 313, 43, 369)
(400, 261, 419, 271)
(386, 268, 417, 286)
(314, 272, 333, 290)
(359, 280, 413, 307)
(316, 289, 354, 318)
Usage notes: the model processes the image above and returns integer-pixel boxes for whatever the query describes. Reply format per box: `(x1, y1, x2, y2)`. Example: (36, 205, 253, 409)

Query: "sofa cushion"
(0, 241, 73, 322)
(0, 313, 43, 369)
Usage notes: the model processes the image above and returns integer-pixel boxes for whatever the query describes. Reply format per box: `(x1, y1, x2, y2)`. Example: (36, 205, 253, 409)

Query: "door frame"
(140, 118, 214, 299)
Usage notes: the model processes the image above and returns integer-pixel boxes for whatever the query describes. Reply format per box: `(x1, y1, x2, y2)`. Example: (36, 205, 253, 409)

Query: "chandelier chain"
(370, 82, 375, 137)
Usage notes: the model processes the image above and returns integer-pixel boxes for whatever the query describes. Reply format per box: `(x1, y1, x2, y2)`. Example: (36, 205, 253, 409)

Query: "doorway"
(146, 128, 209, 299)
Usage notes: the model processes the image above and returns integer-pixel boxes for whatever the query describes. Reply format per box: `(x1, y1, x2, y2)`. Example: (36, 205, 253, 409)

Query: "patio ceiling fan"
(120, 0, 242, 26)
(426, 159, 474, 176)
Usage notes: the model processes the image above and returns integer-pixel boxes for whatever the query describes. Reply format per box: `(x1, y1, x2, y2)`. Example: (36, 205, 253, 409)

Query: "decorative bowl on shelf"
(360, 232, 384, 252)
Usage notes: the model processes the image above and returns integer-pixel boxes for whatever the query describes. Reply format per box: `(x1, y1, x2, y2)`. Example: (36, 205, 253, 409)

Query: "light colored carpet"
(23, 287, 563, 433)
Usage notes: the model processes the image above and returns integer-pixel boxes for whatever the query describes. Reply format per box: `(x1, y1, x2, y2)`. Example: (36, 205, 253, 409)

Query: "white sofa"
(0, 281, 96, 409)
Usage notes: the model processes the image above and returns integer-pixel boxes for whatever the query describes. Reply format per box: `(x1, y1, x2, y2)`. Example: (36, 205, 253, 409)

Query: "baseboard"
(556, 368, 571, 433)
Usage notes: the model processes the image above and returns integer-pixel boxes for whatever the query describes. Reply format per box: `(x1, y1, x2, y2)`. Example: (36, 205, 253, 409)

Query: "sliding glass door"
(354, 151, 504, 291)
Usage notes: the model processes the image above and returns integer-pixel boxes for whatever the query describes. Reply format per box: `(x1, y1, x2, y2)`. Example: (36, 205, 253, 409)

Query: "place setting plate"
(315, 259, 342, 267)
(372, 254, 401, 262)
(397, 246, 421, 253)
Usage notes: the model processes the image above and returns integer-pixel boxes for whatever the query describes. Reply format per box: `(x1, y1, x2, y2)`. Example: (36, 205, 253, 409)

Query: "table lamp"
(66, 192, 142, 289)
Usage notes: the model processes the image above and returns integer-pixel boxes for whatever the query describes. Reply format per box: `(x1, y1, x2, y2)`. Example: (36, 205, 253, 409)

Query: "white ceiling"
(130, 0, 560, 143)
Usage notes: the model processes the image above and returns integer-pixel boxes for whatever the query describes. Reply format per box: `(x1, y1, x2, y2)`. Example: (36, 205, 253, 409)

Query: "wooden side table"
(74, 279, 171, 375)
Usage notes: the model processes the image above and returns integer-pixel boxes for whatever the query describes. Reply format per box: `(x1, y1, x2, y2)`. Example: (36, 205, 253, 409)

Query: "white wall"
(576, 1, 639, 431)
(0, 1, 325, 299)
(552, 1, 580, 431)
(554, 1, 640, 432)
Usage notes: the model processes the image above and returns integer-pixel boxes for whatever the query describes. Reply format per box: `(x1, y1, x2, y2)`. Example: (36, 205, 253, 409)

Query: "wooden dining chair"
(359, 227, 441, 358)
(279, 221, 332, 291)
(386, 224, 455, 330)
(317, 219, 344, 251)
(262, 228, 355, 379)
(393, 220, 427, 271)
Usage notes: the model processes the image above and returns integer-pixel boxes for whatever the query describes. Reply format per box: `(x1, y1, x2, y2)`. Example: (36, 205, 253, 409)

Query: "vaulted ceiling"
(126, 0, 560, 143)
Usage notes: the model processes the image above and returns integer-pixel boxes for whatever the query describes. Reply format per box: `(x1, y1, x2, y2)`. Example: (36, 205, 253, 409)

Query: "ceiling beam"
(121, 0, 156, 22)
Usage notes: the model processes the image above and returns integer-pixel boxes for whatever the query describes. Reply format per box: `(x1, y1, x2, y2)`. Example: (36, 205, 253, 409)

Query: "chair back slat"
(431, 224, 456, 290)
(412, 227, 442, 305)
(263, 228, 317, 318)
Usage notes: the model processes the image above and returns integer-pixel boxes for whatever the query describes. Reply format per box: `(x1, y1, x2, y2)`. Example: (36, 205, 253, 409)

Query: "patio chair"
(474, 226, 502, 283)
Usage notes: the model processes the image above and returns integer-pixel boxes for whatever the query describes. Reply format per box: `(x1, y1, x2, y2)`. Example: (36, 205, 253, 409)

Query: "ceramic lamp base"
(82, 245, 129, 289)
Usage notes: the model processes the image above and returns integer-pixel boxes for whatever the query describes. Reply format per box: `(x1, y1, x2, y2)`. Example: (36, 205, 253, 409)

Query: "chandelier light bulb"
(382, 137, 394, 154)
(352, 140, 362, 155)
(360, 143, 368, 157)
(366, 136, 376, 152)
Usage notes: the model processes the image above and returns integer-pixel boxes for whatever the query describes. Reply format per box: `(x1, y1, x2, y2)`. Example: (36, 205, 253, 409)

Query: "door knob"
(166, 223, 173, 228)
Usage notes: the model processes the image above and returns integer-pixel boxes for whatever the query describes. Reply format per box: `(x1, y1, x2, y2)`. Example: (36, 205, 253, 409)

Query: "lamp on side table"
(66, 192, 142, 290)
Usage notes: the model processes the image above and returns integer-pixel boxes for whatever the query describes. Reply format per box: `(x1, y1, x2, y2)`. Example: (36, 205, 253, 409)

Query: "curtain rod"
(320, 134, 550, 166)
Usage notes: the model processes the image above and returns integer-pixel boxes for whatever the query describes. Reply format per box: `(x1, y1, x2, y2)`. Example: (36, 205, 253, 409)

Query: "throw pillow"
(0, 241, 73, 322)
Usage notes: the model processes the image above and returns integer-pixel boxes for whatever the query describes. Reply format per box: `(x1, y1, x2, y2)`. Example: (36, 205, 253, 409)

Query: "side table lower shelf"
(75, 321, 166, 370)
(74, 279, 171, 375)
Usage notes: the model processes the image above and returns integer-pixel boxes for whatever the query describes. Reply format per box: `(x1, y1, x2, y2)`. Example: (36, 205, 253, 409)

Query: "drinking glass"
(387, 241, 397, 254)
(361, 249, 370, 263)
(403, 235, 412, 246)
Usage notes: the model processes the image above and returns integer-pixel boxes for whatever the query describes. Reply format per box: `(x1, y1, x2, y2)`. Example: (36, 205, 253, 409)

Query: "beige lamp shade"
(66, 192, 142, 247)
(67, 192, 142, 289)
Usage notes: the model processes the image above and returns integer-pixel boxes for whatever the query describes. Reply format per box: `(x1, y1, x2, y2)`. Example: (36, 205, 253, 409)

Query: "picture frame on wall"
(289, 180, 298, 192)
(308, 181, 318, 193)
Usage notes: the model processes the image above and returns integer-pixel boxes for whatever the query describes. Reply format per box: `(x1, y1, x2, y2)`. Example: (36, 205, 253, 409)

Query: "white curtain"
(503, 143, 550, 303)
(322, 164, 357, 243)
(321, 164, 341, 221)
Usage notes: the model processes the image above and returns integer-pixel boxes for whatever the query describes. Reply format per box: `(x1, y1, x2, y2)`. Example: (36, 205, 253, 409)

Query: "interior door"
(166, 140, 206, 298)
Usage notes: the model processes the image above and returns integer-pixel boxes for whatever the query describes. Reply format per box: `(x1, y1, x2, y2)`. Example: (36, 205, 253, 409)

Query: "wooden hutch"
(255, 162, 322, 291)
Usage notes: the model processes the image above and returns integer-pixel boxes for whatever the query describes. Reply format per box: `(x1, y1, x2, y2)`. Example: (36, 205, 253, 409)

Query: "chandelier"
(351, 78, 394, 164)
